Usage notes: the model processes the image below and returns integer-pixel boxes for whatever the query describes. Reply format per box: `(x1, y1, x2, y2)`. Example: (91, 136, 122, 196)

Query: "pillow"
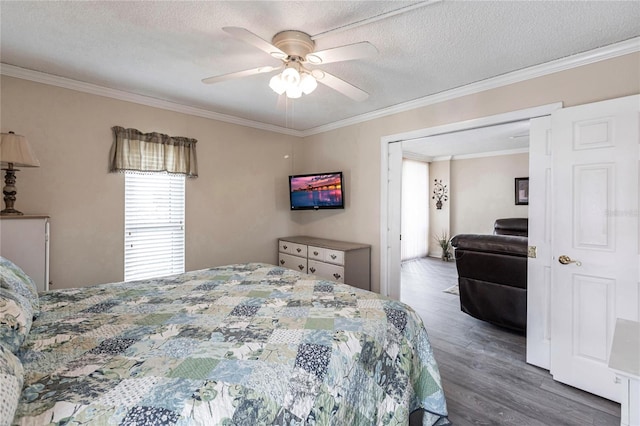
(0, 256, 39, 316)
(0, 343, 24, 426)
(0, 288, 33, 353)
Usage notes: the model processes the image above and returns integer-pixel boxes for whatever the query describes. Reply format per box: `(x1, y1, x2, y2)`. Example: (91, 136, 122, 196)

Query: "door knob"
(558, 255, 582, 266)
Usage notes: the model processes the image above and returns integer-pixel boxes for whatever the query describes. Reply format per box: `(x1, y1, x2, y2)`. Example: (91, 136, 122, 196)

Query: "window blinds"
(401, 159, 429, 261)
(124, 173, 185, 281)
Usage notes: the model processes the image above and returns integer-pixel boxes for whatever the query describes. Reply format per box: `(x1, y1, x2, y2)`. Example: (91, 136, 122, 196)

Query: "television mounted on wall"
(289, 172, 344, 210)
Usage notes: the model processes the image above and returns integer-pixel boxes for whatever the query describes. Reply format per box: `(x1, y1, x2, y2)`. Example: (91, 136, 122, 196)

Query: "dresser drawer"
(308, 246, 324, 260)
(308, 260, 345, 283)
(279, 253, 307, 273)
(324, 249, 344, 265)
(308, 246, 344, 265)
(279, 240, 308, 257)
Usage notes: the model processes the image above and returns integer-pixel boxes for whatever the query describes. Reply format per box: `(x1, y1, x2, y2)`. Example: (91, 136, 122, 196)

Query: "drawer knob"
(309, 267, 316, 273)
(298, 265, 305, 271)
(280, 259, 285, 265)
(296, 248, 301, 253)
(313, 251, 319, 256)
(333, 273, 341, 279)
(330, 255, 337, 260)
(283, 245, 288, 250)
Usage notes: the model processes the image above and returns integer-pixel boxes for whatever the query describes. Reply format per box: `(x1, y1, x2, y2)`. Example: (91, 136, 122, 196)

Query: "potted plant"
(434, 231, 452, 261)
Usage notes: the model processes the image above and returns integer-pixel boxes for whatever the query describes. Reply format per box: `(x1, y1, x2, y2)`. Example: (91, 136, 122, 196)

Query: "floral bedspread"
(14, 263, 448, 425)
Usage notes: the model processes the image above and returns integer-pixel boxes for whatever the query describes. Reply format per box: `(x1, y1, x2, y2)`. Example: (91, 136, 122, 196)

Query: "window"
(111, 126, 195, 281)
(124, 173, 185, 281)
(401, 159, 429, 261)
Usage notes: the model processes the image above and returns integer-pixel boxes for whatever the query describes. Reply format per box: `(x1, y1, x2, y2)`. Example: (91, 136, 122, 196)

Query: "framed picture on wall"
(515, 177, 529, 205)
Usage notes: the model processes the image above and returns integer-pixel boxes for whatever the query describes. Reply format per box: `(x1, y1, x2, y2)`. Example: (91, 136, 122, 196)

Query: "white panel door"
(387, 141, 403, 300)
(526, 116, 553, 369)
(551, 95, 639, 402)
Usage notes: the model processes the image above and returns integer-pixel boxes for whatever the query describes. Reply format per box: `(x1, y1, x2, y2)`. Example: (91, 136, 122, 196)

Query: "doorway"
(379, 103, 562, 298)
(398, 121, 531, 300)
(383, 96, 639, 402)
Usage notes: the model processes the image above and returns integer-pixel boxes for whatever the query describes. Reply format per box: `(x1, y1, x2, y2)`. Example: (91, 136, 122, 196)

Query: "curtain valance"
(110, 126, 198, 177)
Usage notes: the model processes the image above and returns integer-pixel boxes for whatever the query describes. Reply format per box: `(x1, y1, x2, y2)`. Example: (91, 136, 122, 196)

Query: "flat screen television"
(289, 172, 344, 210)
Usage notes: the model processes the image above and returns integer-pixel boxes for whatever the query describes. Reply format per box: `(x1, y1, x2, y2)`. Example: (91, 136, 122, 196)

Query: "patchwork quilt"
(13, 263, 448, 425)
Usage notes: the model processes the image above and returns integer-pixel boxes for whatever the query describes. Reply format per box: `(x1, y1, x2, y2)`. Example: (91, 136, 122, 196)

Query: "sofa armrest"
(451, 234, 528, 257)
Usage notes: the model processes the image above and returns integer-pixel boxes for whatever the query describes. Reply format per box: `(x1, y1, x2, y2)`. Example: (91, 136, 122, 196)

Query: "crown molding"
(403, 147, 529, 162)
(0, 64, 304, 137)
(431, 155, 453, 162)
(402, 152, 433, 162)
(403, 148, 529, 162)
(2, 37, 637, 138)
(423, 147, 528, 162)
(452, 147, 529, 161)
(300, 37, 640, 137)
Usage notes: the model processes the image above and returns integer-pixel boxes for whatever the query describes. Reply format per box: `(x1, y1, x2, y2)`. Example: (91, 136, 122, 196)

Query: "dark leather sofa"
(450, 218, 528, 333)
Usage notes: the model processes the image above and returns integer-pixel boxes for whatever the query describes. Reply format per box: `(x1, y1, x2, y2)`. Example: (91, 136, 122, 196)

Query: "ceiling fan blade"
(315, 71, 369, 102)
(307, 42, 377, 64)
(223, 27, 287, 59)
(201, 66, 278, 84)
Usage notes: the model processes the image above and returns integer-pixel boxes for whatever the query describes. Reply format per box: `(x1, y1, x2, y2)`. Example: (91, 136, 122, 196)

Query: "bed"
(1, 257, 449, 425)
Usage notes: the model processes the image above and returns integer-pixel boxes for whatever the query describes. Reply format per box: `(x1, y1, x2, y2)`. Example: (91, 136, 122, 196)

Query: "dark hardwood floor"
(401, 257, 620, 426)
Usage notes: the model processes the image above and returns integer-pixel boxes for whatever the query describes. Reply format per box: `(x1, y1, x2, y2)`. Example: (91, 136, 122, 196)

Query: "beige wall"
(299, 52, 639, 293)
(0, 76, 299, 289)
(450, 153, 529, 236)
(1, 52, 638, 292)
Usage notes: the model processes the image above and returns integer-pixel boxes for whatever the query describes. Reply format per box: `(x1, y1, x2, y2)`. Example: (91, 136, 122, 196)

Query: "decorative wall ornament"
(432, 179, 448, 210)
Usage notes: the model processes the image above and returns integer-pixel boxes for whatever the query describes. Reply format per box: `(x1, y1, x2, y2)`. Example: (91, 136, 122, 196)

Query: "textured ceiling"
(1, 1, 639, 133)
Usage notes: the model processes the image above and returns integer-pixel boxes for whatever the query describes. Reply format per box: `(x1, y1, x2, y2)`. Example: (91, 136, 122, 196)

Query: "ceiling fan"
(202, 27, 378, 101)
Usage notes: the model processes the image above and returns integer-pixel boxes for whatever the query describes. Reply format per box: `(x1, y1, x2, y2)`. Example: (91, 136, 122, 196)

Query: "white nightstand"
(609, 318, 640, 426)
(0, 215, 50, 291)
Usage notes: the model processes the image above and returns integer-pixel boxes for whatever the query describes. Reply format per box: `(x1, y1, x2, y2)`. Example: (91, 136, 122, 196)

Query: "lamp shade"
(300, 73, 318, 95)
(286, 85, 302, 99)
(269, 74, 286, 95)
(0, 132, 40, 167)
(281, 67, 300, 86)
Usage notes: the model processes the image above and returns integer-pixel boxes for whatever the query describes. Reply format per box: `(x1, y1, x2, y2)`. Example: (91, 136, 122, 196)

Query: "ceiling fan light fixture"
(206, 26, 375, 102)
(300, 73, 317, 94)
(286, 85, 302, 99)
(281, 66, 300, 86)
(269, 74, 286, 95)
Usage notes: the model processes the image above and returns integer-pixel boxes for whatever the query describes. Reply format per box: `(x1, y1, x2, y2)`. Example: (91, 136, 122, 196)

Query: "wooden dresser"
(278, 236, 371, 291)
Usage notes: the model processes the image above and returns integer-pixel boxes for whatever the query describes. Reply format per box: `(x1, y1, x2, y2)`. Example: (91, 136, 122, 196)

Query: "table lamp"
(0, 131, 40, 215)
